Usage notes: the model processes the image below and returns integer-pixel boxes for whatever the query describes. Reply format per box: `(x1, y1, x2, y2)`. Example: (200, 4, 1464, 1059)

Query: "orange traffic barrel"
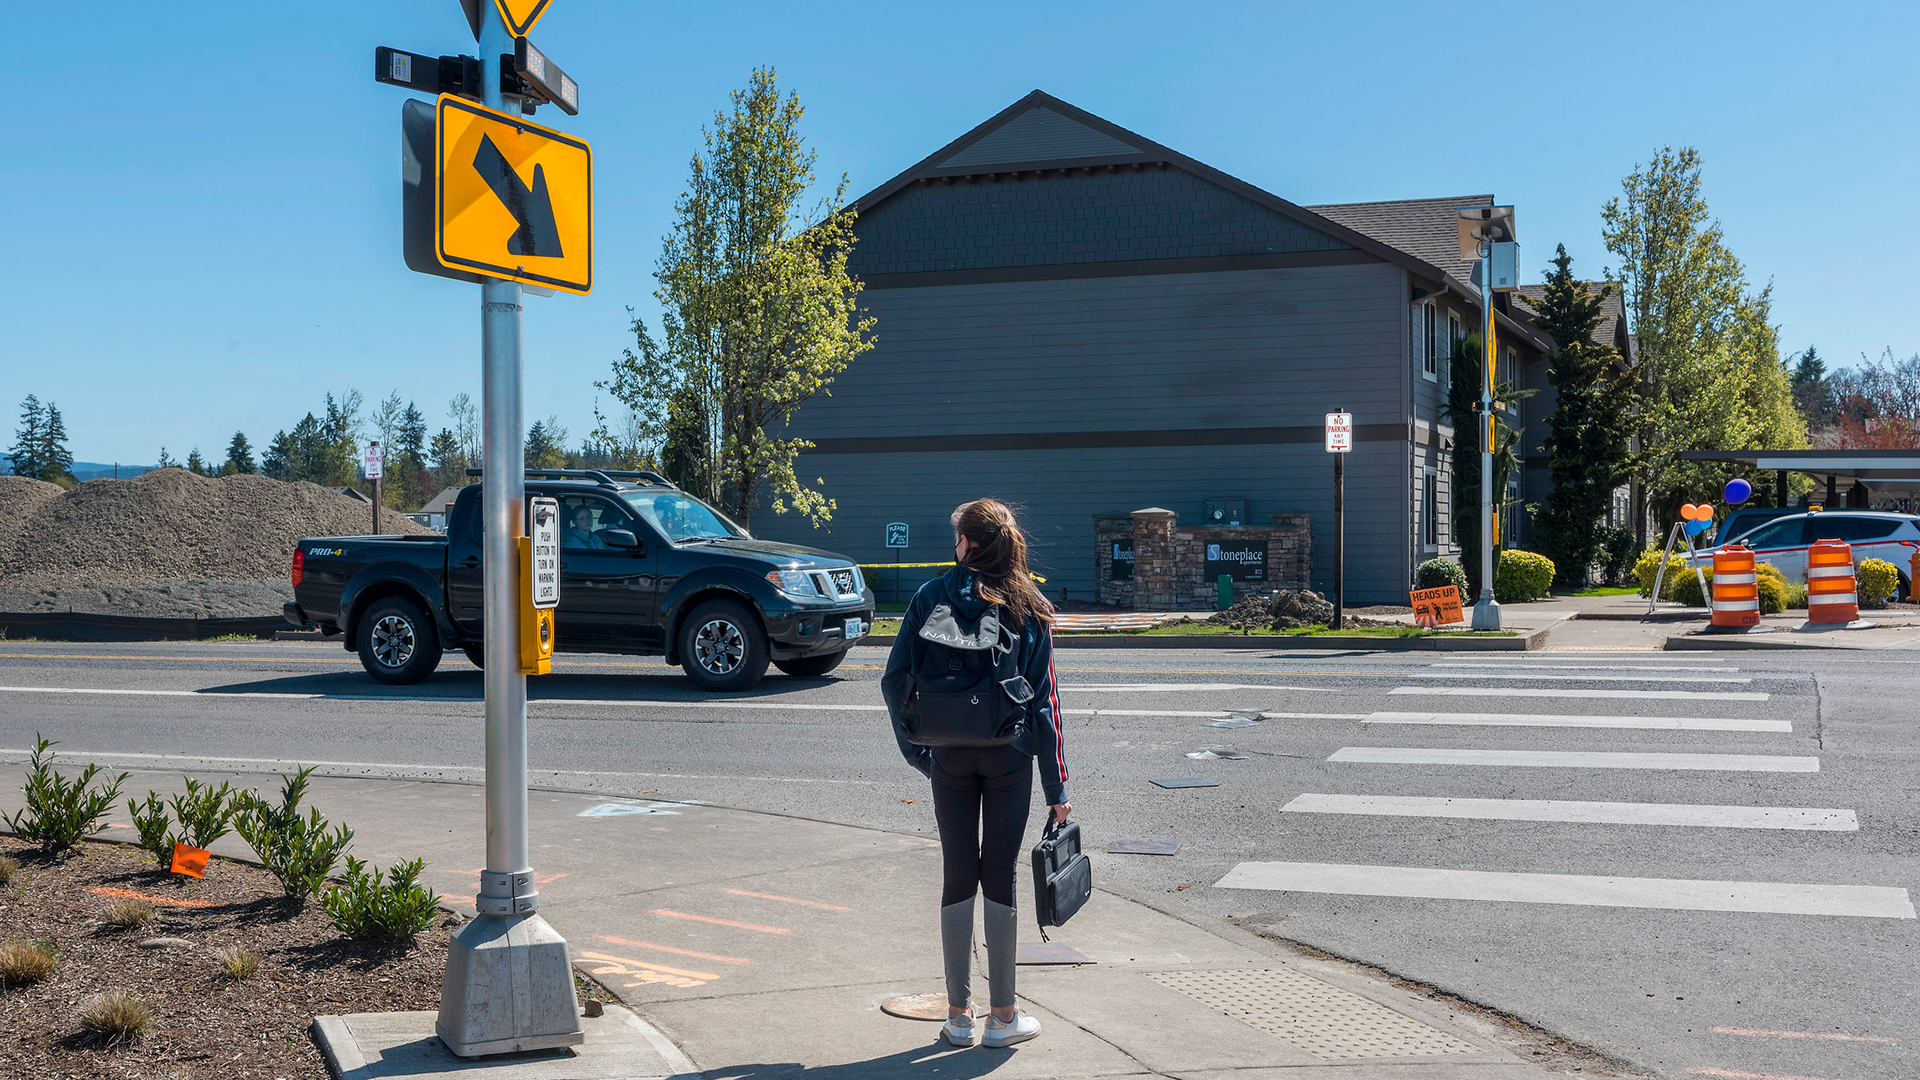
(1709, 544, 1760, 628)
(1807, 538, 1858, 624)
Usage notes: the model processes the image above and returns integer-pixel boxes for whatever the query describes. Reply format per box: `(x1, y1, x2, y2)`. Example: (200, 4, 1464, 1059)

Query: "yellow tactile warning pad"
(1145, 968, 1483, 1059)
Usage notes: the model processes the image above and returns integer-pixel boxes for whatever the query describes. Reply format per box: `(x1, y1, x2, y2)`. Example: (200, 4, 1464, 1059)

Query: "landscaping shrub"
(102, 899, 154, 931)
(232, 766, 354, 901)
(0, 855, 16, 887)
(1783, 579, 1808, 609)
(1414, 558, 1469, 606)
(169, 778, 236, 849)
(1494, 549, 1555, 603)
(1633, 549, 1690, 599)
(1671, 563, 1787, 614)
(214, 945, 260, 981)
(78, 991, 150, 1046)
(0, 940, 57, 986)
(128, 793, 172, 861)
(1598, 526, 1639, 587)
(1858, 558, 1899, 609)
(2, 735, 128, 854)
(322, 856, 441, 941)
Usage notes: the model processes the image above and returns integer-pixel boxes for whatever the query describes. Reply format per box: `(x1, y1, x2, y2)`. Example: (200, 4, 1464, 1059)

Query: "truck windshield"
(622, 490, 750, 542)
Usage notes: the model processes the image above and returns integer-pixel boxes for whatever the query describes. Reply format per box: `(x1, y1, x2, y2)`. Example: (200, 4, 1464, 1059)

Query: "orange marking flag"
(169, 843, 212, 878)
(1410, 585, 1465, 628)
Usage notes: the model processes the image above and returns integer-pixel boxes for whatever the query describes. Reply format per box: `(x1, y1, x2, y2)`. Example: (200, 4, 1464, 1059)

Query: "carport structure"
(1682, 449, 1920, 512)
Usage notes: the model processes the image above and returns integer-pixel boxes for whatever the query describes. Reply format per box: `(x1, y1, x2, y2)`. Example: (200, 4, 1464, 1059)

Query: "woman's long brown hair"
(951, 498, 1053, 631)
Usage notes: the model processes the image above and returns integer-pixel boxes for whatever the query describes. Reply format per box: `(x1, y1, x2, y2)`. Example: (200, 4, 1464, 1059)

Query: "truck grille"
(829, 569, 858, 597)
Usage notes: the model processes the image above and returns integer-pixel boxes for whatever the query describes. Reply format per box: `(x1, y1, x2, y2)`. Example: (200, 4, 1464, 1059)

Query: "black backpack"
(903, 602, 1034, 747)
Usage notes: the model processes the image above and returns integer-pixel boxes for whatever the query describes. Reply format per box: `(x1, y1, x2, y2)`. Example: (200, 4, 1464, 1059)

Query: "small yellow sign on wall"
(436, 95, 592, 294)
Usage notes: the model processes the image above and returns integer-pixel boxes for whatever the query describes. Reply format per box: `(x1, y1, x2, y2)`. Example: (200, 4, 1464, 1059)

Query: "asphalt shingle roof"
(1306, 195, 1493, 285)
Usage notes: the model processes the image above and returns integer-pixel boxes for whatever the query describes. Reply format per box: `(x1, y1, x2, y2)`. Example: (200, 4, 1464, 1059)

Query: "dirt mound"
(0, 469, 431, 592)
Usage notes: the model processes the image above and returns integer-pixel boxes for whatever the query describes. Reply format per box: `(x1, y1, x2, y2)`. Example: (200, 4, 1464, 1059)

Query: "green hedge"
(1494, 549, 1556, 603)
(1670, 562, 1787, 614)
(1414, 558, 1470, 607)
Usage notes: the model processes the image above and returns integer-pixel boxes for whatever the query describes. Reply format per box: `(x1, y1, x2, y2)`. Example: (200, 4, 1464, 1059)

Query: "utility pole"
(1459, 206, 1516, 631)
(433, 0, 585, 1058)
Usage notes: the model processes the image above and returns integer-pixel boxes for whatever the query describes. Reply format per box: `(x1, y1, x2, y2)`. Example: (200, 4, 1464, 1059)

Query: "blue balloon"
(1686, 519, 1709, 537)
(1724, 478, 1752, 505)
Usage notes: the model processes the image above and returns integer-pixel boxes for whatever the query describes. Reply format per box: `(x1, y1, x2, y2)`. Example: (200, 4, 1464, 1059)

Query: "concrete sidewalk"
(1, 767, 1604, 1079)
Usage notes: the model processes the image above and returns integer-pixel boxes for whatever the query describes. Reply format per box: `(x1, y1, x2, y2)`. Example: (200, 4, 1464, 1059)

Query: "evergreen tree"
(1790, 346, 1834, 429)
(261, 429, 293, 479)
(10, 395, 46, 480)
(396, 402, 429, 507)
(224, 431, 256, 475)
(428, 428, 465, 491)
(525, 417, 571, 470)
(39, 404, 73, 483)
(186, 447, 207, 475)
(156, 447, 177, 469)
(1528, 247, 1639, 586)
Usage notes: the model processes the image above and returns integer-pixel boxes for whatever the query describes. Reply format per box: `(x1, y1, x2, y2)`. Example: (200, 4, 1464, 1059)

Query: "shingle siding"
(848, 169, 1354, 277)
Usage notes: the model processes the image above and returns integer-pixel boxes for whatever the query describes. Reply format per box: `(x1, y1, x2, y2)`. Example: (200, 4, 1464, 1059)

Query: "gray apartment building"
(755, 91, 1627, 605)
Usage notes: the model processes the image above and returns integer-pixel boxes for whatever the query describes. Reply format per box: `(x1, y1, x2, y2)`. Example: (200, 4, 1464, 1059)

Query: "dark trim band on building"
(806, 423, 1408, 456)
(859, 249, 1381, 290)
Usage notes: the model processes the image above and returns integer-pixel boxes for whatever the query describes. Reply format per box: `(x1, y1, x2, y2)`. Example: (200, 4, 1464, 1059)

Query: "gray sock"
(941, 898, 975, 1011)
(984, 897, 1017, 1009)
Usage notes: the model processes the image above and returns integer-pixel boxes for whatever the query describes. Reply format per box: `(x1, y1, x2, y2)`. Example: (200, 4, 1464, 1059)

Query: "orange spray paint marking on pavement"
(87, 887, 213, 909)
(725, 888, 851, 912)
(653, 909, 789, 934)
(576, 951, 716, 988)
(1710, 1027, 1896, 1044)
(598, 935, 750, 965)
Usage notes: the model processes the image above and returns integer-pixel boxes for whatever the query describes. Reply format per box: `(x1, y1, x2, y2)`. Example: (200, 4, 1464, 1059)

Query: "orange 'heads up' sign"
(1409, 585, 1465, 628)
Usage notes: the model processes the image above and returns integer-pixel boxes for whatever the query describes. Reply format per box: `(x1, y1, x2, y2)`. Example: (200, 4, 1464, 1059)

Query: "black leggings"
(930, 745, 1034, 907)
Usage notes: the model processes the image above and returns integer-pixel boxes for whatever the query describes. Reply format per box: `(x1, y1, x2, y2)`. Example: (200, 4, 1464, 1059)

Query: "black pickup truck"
(284, 470, 874, 690)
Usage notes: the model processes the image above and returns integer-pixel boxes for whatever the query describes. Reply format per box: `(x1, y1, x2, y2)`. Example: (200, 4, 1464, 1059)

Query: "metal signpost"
(363, 442, 383, 535)
(376, 0, 590, 1057)
(1457, 206, 1517, 631)
(1325, 411, 1351, 630)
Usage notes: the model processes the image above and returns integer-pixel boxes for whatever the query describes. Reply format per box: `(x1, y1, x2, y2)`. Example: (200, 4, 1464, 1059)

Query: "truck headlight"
(766, 570, 819, 596)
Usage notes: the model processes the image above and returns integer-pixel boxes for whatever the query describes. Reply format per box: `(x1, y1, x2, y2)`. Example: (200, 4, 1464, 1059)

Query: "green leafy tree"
(603, 67, 875, 529)
(1445, 332, 1531, 598)
(1789, 346, 1834, 431)
(1528, 247, 1640, 586)
(222, 431, 256, 475)
(1601, 147, 1805, 536)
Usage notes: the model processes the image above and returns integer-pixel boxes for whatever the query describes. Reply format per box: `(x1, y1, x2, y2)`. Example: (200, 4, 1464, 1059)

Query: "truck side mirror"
(601, 529, 640, 552)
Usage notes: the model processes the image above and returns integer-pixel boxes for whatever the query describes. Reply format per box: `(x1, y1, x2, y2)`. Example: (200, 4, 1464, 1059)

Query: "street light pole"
(435, 1, 585, 1056)
(1471, 236, 1502, 631)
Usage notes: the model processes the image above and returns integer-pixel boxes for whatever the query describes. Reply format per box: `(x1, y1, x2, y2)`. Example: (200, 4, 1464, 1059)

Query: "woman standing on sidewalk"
(881, 499, 1069, 1050)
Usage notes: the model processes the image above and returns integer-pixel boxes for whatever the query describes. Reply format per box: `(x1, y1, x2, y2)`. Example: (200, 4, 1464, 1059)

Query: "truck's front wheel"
(357, 596, 443, 685)
(679, 599, 769, 692)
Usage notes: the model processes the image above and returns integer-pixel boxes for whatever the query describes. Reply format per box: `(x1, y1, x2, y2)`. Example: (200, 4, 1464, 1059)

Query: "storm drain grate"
(1145, 968, 1482, 1060)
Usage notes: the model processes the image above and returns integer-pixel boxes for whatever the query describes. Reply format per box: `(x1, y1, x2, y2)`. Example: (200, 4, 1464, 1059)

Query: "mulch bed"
(0, 836, 451, 1079)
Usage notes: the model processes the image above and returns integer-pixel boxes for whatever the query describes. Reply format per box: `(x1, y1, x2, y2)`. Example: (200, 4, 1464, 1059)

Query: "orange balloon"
(1681, 503, 1699, 520)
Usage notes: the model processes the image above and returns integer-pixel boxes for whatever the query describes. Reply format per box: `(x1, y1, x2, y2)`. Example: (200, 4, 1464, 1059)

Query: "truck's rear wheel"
(679, 599, 769, 691)
(462, 645, 485, 669)
(357, 597, 443, 685)
(774, 650, 847, 678)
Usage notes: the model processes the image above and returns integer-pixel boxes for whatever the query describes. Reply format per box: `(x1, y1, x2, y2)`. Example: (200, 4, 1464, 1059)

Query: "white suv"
(1691, 511, 1920, 599)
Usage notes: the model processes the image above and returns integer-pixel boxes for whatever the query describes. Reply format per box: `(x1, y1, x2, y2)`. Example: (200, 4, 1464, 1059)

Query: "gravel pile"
(0, 470, 431, 610)
(0, 579, 296, 619)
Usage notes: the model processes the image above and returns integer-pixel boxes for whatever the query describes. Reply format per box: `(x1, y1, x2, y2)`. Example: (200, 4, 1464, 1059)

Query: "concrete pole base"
(436, 913, 586, 1057)
(1471, 598, 1502, 630)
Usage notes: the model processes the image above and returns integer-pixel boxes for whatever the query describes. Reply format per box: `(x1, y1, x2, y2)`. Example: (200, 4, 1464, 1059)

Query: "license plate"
(845, 618, 864, 638)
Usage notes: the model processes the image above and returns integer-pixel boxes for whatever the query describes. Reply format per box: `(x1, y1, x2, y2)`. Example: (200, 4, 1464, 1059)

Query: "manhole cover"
(1146, 968, 1481, 1059)
(880, 993, 981, 1021)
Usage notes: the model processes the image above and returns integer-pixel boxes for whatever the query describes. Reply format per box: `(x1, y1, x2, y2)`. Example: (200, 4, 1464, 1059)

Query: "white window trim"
(1420, 303, 1437, 381)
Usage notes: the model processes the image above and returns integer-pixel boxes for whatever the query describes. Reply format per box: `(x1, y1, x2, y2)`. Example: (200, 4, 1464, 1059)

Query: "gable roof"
(1307, 196, 1492, 287)
(852, 91, 1551, 351)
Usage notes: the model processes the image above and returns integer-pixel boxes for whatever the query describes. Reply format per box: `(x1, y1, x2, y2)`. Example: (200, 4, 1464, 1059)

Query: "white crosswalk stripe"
(1211, 663, 1898, 920)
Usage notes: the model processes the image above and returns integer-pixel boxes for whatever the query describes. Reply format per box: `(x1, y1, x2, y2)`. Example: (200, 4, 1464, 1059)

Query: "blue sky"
(7, 1, 1916, 466)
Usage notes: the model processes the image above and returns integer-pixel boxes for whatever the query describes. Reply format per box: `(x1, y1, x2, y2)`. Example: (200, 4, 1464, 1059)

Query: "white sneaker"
(982, 1010, 1040, 1048)
(940, 1013, 976, 1047)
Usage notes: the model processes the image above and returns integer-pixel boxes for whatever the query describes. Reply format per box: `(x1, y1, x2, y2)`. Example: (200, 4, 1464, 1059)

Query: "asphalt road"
(0, 638, 1914, 1079)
